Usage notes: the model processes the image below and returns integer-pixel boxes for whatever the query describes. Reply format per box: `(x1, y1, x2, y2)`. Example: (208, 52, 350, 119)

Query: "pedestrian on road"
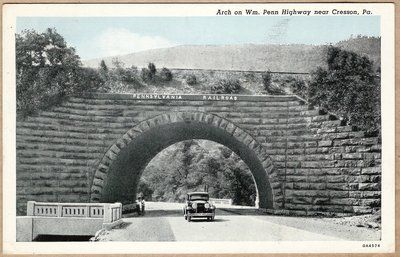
(136, 197, 143, 216)
(140, 197, 146, 215)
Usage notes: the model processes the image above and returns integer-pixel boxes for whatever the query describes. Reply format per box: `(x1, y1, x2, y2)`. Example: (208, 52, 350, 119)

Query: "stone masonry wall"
(16, 93, 381, 216)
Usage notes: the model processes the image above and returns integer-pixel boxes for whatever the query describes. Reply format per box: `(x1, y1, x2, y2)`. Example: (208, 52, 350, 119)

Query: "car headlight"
(192, 203, 197, 209)
(205, 203, 210, 209)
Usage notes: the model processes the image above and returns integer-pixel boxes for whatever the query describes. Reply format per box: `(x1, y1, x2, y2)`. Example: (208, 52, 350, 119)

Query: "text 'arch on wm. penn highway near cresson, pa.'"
(16, 93, 381, 216)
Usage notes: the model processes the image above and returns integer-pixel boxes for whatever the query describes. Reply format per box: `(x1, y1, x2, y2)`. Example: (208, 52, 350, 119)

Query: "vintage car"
(183, 192, 215, 222)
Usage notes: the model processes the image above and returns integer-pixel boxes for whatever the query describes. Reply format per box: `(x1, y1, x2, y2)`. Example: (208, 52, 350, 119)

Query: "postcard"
(2, 3, 395, 254)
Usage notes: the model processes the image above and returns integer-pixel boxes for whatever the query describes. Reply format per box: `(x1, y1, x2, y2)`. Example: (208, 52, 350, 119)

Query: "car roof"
(187, 192, 209, 195)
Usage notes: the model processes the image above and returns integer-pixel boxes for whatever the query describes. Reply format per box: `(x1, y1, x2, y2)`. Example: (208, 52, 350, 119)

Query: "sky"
(17, 16, 380, 60)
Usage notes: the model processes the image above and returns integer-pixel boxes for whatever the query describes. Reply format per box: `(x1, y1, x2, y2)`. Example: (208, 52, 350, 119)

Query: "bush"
(308, 46, 380, 133)
(113, 62, 140, 84)
(244, 72, 256, 82)
(211, 78, 241, 94)
(185, 74, 197, 85)
(160, 67, 173, 81)
(261, 71, 285, 95)
(121, 67, 139, 84)
(99, 59, 142, 91)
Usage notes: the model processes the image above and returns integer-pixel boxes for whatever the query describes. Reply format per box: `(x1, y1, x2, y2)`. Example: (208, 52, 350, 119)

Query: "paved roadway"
(103, 202, 380, 242)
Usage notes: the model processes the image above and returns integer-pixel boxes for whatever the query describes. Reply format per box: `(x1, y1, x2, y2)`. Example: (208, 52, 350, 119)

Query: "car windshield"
(189, 194, 209, 201)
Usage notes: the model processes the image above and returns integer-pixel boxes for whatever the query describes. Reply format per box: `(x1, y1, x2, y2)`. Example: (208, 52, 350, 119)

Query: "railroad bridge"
(16, 93, 381, 216)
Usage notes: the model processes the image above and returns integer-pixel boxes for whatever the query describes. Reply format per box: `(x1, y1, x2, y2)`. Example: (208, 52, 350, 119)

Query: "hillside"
(83, 37, 380, 73)
(84, 44, 326, 73)
(336, 36, 381, 68)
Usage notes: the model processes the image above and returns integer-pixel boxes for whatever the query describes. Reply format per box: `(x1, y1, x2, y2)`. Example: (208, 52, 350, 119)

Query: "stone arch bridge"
(16, 93, 381, 216)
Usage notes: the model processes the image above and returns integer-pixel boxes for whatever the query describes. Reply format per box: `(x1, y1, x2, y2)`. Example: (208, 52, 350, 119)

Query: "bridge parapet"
(17, 201, 122, 241)
(27, 201, 122, 223)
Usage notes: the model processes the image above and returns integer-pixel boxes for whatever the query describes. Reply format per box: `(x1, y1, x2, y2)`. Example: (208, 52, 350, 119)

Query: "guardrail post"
(85, 206, 90, 217)
(103, 204, 111, 223)
(57, 204, 63, 217)
(27, 201, 35, 216)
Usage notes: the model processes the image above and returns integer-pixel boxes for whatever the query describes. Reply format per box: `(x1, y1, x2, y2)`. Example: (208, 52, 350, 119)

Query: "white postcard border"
(2, 3, 395, 254)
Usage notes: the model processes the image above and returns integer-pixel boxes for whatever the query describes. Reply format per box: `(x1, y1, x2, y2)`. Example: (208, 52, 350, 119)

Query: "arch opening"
(91, 113, 281, 209)
(139, 139, 259, 207)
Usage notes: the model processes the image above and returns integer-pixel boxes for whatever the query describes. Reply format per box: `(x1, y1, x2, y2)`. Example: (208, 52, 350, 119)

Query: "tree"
(148, 62, 157, 76)
(99, 60, 109, 80)
(308, 46, 380, 133)
(79, 67, 106, 93)
(99, 59, 108, 71)
(261, 71, 272, 91)
(140, 140, 257, 206)
(139, 63, 158, 82)
(182, 140, 195, 176)
(289, 78, 307, 99)
(140, 67, 152, 82)
(137, 180, 154, 201)
(160, 67, 173, 81)
(16, 28, 102, 117)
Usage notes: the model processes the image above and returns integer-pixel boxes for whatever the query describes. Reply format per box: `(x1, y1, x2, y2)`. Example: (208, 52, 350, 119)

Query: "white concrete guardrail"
(209, 198, 233, 206)
(16, 201, 122, 241)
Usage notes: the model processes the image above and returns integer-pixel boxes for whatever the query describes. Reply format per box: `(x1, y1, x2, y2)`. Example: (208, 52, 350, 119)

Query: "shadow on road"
(113, 221, 132, 229)
(217, 208, 260, 216)
(189, 218, 228, 223)
(34, 235, 92, 241)
(122, 207, 260, 218)
(123, 209, 183, 218)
